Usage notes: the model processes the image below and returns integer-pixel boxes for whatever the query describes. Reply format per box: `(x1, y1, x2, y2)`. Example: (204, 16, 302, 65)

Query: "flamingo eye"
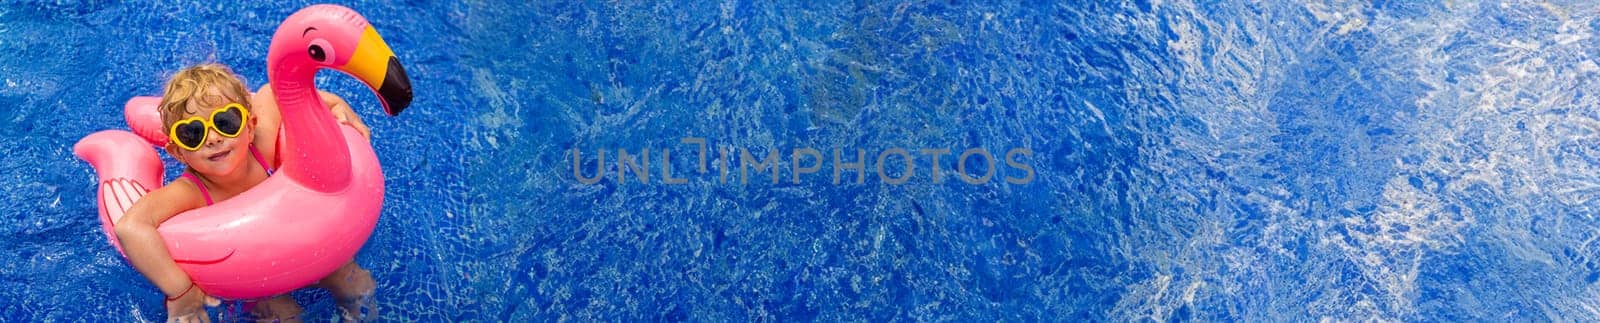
(308, 45, 325, 61)
(307, 39, 335, 63)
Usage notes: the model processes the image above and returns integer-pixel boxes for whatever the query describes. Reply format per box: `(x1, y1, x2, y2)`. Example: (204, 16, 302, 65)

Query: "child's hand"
(321, 90, 371, 140)
(164, 287, 220, 323)
(336, 109, 372, 139)
(333, 108, 372, 139)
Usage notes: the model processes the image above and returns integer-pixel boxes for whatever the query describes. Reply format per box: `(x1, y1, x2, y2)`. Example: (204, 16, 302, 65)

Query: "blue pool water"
(6, 0, 1600, 320)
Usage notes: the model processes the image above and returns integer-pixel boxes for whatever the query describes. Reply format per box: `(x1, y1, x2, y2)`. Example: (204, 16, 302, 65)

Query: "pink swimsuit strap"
(181, 145, 273, 206)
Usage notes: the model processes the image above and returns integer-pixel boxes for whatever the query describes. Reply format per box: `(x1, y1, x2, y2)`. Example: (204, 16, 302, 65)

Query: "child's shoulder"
(144, 175, 207, 210)
(117, 174, 209, 225)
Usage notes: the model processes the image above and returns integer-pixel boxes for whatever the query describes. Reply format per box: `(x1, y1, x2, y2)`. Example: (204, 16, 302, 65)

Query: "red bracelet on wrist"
(165, 283, 195, 301)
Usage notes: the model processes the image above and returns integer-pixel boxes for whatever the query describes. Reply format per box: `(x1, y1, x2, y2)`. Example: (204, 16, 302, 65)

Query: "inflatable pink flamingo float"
(72, 5, 412, 299)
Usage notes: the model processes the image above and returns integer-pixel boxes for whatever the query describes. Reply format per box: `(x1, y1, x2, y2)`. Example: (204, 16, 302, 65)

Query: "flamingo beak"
(341, 26, 412, 116)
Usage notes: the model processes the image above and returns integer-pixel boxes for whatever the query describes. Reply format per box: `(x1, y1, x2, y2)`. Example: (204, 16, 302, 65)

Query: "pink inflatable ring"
(73, 4, 413, 299)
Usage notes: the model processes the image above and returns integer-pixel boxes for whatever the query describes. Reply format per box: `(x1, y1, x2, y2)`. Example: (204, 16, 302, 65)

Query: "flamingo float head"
(265, 4, 413, 192)
(267, 4, 412, 115)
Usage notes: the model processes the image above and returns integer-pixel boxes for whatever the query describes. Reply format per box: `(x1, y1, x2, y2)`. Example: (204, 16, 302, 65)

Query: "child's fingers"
(352, 117, 371, 138)
(338, 119, 372, 139)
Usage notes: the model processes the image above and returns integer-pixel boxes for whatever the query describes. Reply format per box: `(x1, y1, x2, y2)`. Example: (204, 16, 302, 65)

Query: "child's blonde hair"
(158, 64, 253, 135)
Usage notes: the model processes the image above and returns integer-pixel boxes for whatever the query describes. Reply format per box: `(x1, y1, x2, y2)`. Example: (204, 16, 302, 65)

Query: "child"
(113, 63, 377, 322)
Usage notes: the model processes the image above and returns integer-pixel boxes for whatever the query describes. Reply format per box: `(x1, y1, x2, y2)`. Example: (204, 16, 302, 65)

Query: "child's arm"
(112, 181, 209, 306)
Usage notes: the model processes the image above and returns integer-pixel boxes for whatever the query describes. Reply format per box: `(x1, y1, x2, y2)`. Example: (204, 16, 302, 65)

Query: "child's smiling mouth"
(206, 149, 232, 162)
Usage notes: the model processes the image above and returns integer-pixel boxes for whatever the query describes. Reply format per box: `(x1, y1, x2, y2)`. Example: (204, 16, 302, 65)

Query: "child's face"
(170, 88, 256, 178)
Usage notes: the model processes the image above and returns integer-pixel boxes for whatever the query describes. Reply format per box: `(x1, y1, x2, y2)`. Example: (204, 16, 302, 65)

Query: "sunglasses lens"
(175, 122, 207, 149)
(213, 106, 244, 136)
